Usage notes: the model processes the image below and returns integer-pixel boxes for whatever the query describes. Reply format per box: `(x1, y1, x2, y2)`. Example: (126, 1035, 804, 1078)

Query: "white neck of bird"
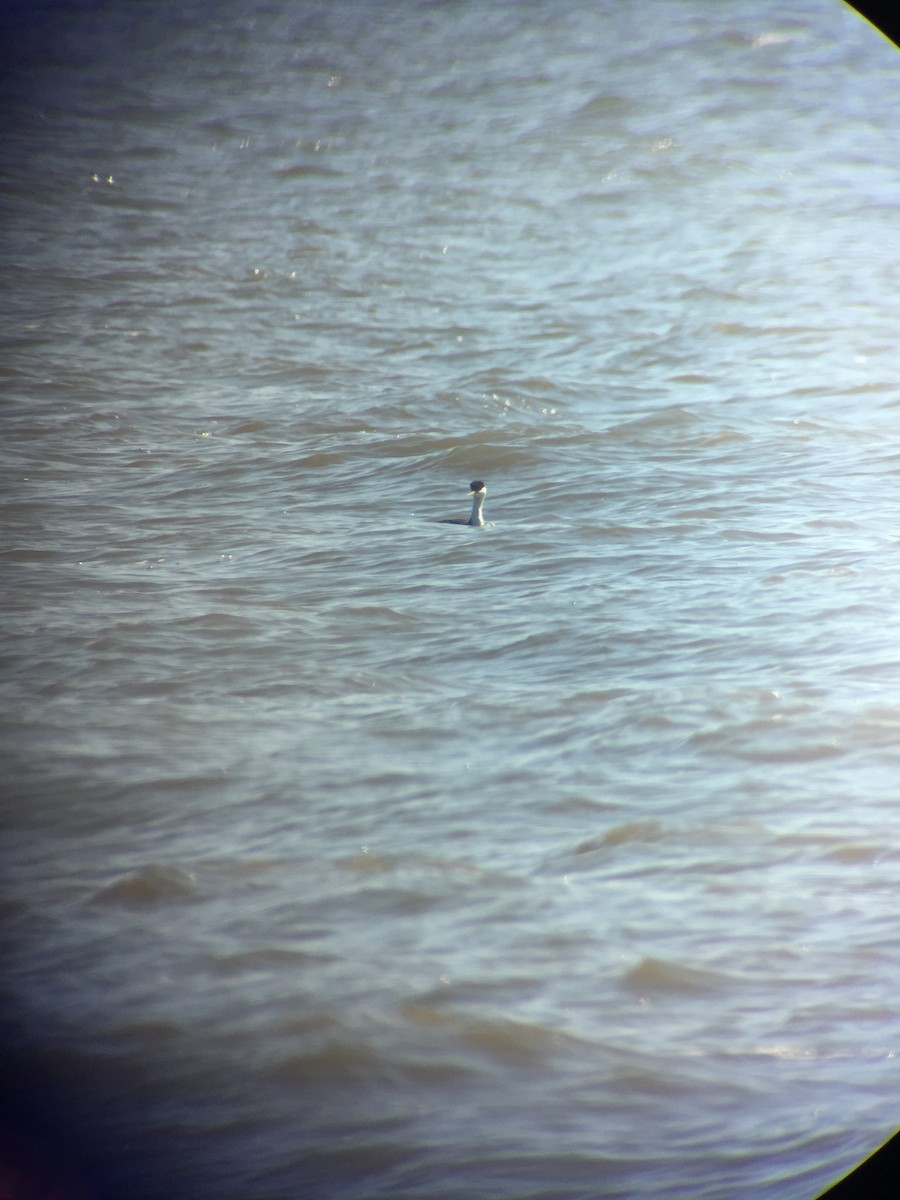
(468, 492, 485, 526)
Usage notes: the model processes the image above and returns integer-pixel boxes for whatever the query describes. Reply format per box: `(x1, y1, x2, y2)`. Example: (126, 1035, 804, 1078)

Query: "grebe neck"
(468, 490, 485, 526)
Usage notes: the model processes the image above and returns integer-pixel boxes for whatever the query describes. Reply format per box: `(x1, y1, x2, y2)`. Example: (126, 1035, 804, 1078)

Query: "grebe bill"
(438, 480, 487, 526)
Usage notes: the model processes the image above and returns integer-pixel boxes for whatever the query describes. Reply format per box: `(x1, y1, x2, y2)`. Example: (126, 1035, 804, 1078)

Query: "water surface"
(3, 2, 900, 1196)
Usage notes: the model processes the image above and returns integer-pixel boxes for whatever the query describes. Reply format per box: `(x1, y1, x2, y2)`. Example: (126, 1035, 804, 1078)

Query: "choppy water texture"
(3, 1, 900, 1197)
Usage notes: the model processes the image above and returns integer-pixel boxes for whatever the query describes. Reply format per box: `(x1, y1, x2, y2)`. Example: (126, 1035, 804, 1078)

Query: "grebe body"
(438, 480, 487, 526)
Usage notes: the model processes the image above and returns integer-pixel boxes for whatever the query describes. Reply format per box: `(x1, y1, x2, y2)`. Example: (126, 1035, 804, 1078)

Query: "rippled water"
(3, 1, 900, 1197)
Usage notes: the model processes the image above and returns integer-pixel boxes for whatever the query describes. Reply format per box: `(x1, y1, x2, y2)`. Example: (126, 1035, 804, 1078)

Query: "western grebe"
(439, 480, 487, 526)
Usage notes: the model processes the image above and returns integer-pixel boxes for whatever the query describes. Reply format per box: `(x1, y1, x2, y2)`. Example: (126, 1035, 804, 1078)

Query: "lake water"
(3, 1, 900, 1197)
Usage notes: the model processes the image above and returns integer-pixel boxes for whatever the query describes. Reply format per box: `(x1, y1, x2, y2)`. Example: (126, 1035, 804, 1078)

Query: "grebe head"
(468, 480, 486, 495)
